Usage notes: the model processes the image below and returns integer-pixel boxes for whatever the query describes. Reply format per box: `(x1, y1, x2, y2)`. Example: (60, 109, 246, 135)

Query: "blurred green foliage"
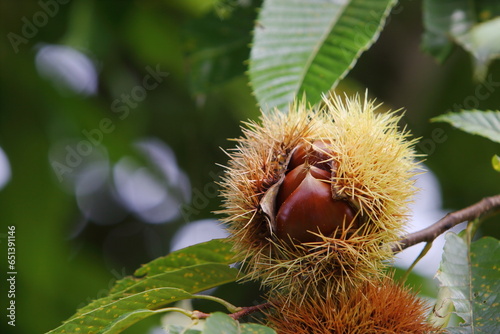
(0, 0, 499, 333)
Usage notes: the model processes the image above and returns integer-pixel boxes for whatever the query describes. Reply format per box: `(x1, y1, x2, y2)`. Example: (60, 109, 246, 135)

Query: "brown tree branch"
(393, 194, 500, 253)
(192, 302, 271, 320)
(228, 302, 271, 320)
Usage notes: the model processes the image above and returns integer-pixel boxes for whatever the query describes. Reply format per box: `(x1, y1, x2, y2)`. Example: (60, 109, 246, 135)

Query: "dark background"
(0, 0, 499, 333)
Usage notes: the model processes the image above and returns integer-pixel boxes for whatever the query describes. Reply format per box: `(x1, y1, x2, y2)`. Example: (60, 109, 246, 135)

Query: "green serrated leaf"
(110, 238, 236, 294)
(432, 110, 500, 144)
(71, 263, 236, 322)
(46, 240, 239, 334)
(435, 233, 500, 333)
(249, 0, 397, 112)
(135, 238, 236, 276)
(492, 155, 500, 172)
(48, 288, 193, 334)
(203, 313, 277, 334)
(422, 0, 500, 77)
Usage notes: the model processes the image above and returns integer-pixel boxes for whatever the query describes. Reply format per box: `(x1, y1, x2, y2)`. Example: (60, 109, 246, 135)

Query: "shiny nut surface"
(275, 141, 358, 244)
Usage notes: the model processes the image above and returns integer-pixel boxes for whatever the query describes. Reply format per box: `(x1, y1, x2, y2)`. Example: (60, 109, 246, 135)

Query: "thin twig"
(192, 302, 271, 320)
(393, 194, 500, 253)
(228, 302, 271, 320)
(191, 310, 211, 319)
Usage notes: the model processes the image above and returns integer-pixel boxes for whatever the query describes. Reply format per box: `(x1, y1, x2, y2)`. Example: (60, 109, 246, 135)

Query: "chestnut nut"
(275, 141, 358, 244)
